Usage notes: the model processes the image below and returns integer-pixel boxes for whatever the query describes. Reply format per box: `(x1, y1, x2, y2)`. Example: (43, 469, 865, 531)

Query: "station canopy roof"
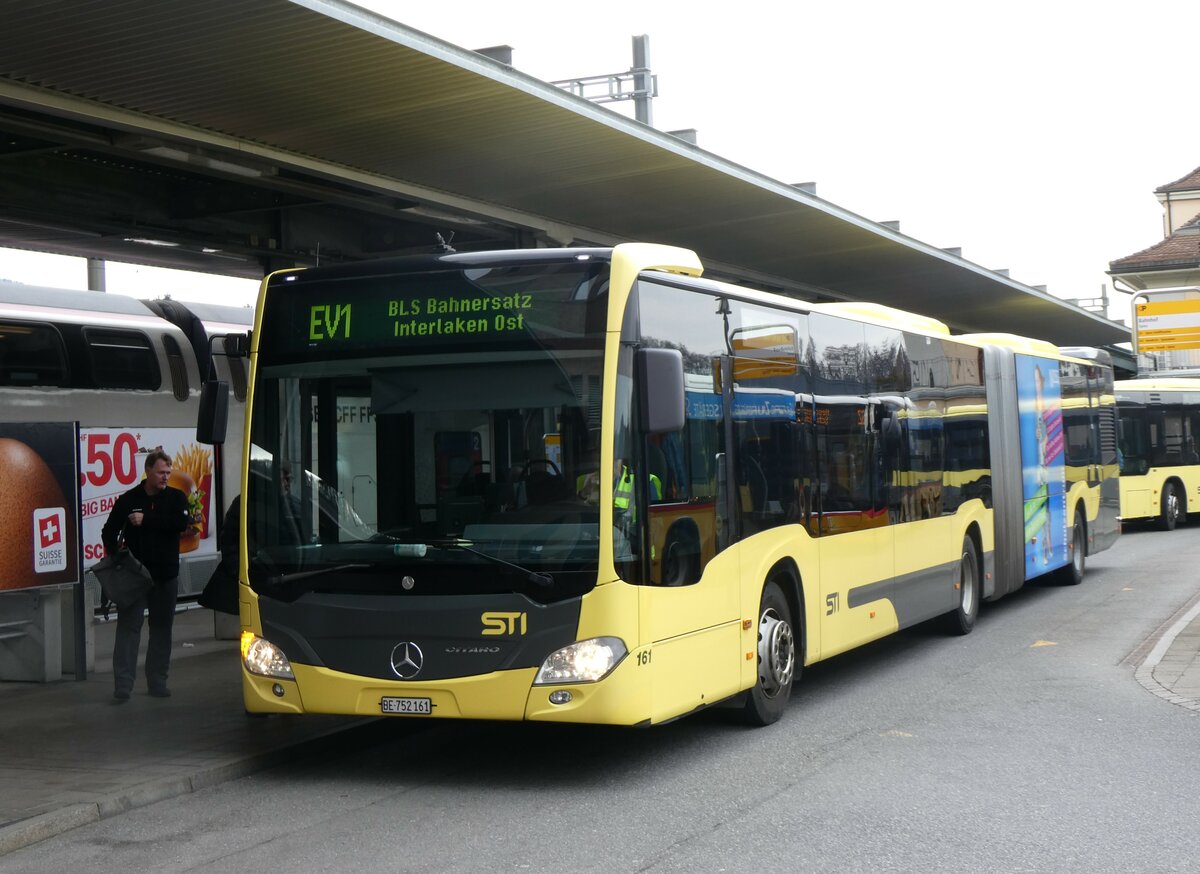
(0, 0, 1129, 347)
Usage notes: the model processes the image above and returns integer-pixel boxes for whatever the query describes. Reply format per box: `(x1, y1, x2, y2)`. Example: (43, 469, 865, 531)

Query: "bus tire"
(742, 580, 797, 726)
(1060, 509, 1086, 585)
(1159, 482, 1181, 531)
(942, 535, 981, 635)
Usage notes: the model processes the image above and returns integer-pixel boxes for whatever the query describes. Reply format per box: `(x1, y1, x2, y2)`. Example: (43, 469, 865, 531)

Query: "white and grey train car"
(0, 280, 250, 598)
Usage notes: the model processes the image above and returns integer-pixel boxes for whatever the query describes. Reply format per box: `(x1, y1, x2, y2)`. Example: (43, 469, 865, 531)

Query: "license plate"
(380, 696, 432, 715)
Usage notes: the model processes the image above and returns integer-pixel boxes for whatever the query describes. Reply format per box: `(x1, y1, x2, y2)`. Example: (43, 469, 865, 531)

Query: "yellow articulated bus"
(1115, 377, 1200, 530)
(218, 244, 1118, 727)
(959, 334, 1120, 593)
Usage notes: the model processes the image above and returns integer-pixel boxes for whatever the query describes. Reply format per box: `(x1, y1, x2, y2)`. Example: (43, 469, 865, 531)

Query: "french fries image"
(173, 443, 212, 484)
(172, 443, 213, 547)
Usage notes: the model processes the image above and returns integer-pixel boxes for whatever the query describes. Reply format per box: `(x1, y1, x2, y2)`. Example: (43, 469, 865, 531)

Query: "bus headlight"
(241, 631, 295, 680)
(534, 637, 627, 685)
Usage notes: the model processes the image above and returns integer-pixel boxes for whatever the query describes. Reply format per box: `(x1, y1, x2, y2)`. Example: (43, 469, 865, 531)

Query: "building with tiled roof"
(1110, 166, 1200, 372)
(1109, 165, 1200, 292)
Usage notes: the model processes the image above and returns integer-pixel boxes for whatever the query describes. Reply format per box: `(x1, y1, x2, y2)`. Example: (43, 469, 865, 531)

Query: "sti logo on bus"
(309, 304, 351, 341)
(481, 612, 527, 636)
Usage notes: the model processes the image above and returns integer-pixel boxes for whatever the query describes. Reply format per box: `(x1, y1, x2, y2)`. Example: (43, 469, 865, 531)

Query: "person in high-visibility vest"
(612, 460, 661, 524)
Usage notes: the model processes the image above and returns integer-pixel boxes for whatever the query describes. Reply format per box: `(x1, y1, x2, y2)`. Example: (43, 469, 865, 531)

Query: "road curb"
(1134, 591, 1200, 714)
(0, 716, 386, 858)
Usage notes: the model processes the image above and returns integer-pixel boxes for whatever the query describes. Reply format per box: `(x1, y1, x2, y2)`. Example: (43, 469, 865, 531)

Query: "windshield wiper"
(267, 562, 371, 586)
(391, 538, 553, 589)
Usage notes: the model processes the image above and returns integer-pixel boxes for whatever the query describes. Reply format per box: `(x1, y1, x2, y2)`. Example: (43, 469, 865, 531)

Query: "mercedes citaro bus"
(216, 244, 1119, 726)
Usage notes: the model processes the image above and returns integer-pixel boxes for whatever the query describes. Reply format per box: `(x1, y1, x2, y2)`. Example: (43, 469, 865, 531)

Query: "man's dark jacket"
(101, 483, 190, 582)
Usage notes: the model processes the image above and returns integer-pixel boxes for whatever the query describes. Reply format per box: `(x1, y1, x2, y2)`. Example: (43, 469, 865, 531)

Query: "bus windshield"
(246, 256, 611, 601)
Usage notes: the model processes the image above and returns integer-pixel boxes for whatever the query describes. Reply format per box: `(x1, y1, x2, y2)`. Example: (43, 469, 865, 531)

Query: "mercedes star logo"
(389, 641, 424, 679)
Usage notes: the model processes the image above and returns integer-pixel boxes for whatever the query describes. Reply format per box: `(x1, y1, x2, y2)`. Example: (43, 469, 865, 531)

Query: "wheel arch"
(764, 557, 806, 664)
(1069, 497, 1089, 554)
(964, 520, 983, 565)
(1165, 476, 1188, 513)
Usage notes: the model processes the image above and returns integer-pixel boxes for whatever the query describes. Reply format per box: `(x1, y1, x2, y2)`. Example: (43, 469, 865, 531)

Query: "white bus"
(0, 280, 251, 596)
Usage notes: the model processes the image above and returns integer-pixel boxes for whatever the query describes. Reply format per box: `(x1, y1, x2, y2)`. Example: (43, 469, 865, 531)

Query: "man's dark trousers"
(113, 577, 179, 695)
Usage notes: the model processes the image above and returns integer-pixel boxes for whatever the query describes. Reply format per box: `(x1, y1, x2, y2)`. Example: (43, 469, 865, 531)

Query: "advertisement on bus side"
(0, 422, 80, 590)
(79, 428, 217, 566)
(1016, 355, 1068, 577)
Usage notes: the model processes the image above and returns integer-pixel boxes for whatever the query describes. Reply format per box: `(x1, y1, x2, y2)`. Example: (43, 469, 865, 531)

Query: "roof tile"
(1155, 166, 1200, 193)
(1110, 211, 1200, 270)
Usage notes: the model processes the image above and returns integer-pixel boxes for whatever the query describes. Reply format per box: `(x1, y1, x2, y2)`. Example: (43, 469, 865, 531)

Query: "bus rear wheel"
(1060, 509, 1086, 585)
(742, 580, 796, 726)
(1159, 482, 1182, 531)
(942, 535, 980, 635)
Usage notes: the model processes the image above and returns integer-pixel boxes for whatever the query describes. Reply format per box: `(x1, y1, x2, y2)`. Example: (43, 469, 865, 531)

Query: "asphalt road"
(7, 523, 1199, 873)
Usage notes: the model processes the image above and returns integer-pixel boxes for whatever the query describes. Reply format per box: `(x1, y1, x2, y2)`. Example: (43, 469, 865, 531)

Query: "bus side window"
(0, 320, 69, 386)
(83, 327, 161, 390)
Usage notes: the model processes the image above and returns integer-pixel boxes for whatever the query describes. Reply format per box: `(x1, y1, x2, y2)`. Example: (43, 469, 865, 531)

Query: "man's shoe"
(113, 689, 130, 701)
(148, 687, 172, 698)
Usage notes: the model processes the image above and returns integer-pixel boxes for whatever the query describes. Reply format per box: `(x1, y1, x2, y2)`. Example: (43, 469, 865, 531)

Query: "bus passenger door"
(813, 397, 895, 657)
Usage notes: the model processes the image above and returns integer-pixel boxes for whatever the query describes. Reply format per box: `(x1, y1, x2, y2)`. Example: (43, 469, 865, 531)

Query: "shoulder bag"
(90, 531, 154, 610)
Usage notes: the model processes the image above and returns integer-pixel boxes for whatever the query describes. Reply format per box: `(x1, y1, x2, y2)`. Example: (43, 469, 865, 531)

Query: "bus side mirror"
(197, 380, 230, 445)
(637, 347, 685, 434)
(225, 332, 250, 357)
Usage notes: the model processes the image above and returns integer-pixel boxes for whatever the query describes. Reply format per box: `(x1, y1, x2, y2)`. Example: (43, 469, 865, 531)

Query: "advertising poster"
(1015, 355, 1068, 577)
(0, 423, 80, 591)
(79, 428, 217, 567)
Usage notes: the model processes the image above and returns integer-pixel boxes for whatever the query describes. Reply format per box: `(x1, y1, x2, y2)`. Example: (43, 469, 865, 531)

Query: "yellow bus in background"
(1115, 377, 1200, 530)
(221, 244, 1118, 727)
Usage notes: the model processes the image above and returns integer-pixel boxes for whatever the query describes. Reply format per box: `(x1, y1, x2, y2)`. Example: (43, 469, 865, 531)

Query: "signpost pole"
(72, 422, 87, 680)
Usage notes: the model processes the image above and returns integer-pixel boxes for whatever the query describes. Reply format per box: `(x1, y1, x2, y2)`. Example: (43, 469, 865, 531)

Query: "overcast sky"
(369, 0, 1200, 326)
(2, 0, 1197, 324)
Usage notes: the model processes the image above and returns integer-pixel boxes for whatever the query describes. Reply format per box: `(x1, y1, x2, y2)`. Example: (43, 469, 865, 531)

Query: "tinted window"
(0, 321, 68, 386)
(637, 280, 730, 585)
(895, 333, 945, 522)
(163, 334, 189, 401)
(1060, 361, 1095, 470)
(729, 301, 812, 537)
(810, 314, 904, 534)
(941, 341, 988, 512)
(1117, 404, 1148, 474)
(83, 328, 160, 390)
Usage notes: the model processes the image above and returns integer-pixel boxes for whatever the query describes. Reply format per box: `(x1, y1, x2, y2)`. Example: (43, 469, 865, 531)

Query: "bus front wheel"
(1159, 482, 1182, 531)
(742, 580, 797, 726)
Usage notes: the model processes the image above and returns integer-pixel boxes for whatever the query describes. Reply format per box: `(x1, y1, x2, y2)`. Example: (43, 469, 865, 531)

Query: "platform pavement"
(2, 593, 1199, 858)
(0, 606, 386, 856)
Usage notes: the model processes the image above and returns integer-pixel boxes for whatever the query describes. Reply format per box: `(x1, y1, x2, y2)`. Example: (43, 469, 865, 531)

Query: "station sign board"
(1134, 296, 1200, 353)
